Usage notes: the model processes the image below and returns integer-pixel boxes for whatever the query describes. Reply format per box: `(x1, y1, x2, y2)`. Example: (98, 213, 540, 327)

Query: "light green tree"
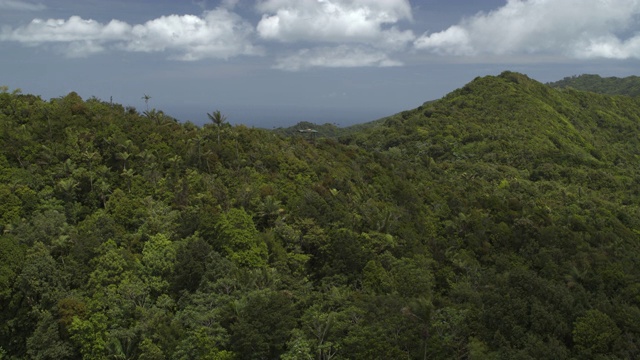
(215, 208, 267, 268)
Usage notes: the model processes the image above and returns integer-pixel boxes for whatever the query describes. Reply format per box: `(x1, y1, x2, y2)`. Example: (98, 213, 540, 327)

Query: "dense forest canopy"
(1, 71, 639, 359)
(548, 73, 640, 97)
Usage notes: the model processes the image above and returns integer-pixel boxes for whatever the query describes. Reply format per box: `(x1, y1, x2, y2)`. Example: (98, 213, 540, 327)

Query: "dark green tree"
(207, 110, 227, 145)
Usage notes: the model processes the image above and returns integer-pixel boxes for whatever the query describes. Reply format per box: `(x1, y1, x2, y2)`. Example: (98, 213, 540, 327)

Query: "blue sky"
(1, 0, 639, 127)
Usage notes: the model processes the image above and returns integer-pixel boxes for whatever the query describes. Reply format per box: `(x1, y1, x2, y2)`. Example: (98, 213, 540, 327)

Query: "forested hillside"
(1, 72, 639, 359)
(548, 73, 640, 97)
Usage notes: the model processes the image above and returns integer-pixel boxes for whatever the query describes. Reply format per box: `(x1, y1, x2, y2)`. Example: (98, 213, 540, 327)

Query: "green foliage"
(26, 310, 74, 360)
(549, 74, 640, 97)
(0, 235, 24, 302)
(229, 289, 298, 359)
(573, 309, 622, 357)
(141, 233, 176, 293)
(215, 208, 268, 268)
(1, 73, 640, 359)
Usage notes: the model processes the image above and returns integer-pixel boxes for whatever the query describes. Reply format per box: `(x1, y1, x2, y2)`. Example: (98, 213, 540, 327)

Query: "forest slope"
(0, 72, 639, 359)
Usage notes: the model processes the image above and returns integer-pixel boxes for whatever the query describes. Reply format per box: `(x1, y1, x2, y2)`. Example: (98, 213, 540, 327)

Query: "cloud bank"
(274, 45, 403, 71)
(255, 0, 414, 70)
(2, 0, 640, 68)
(256, 0, 413, 45)
(414, 0, 640, 59)
(125, 10, 262, 60)
(0, 8, 261, 59)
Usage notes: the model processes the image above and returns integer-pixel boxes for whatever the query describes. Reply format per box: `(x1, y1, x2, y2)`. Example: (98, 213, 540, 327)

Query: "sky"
(1, 0, 639, 127)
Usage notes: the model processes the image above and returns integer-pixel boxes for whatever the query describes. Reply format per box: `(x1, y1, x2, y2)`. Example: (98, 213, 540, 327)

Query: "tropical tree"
(207, 110, 227, 145)
(142, 94, 151, 111)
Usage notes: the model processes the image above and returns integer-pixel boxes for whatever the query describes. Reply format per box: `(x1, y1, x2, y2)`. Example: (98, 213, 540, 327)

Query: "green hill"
(1, 73, 639, 359)
(358, 71, 640, 169)
(548, 73, 640, 97)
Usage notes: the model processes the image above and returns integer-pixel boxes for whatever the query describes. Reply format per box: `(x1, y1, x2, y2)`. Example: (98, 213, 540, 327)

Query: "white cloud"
(2, 16, 130, 43)
(0, 8, 262, 60)
(274, 45, 402, 71)
(0, 0, 45, 11)
(0, 0, 414, 69)
(256, 0, 413, 70)
(0, 16, 130, 57)
(414, 0, 640, 60)
(125, 9, 262, 60)
(575, 34, 640, 59)
(256, 0, 414, 47)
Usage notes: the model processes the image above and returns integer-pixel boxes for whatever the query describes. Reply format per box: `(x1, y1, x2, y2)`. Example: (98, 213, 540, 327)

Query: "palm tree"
(207, 110, 227, 145)
(142, 94, 151, 111)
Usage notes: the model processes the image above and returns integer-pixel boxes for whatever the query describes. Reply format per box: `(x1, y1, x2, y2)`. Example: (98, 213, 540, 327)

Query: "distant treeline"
(548, 73, 640, 97)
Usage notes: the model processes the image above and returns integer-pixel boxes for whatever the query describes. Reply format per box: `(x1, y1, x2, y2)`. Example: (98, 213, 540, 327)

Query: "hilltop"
(1, 72, 639, 359)
(356, 71, 640, 167)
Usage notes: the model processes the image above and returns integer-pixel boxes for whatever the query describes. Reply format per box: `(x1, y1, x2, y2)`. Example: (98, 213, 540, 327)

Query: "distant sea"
(162, 104, 395, 129)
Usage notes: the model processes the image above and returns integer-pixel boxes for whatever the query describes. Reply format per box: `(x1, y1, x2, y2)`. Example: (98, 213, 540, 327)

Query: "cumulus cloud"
(0, 8, 262, 60)
(125, 9, 262, 60)
(274, 45, 402, 71)
(0, 0, 412, 69)
(415, 0, 640, 60)
(256, 0, 414, 47)
(0, 0, 45, 11)
(256, 0, 413, 70)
